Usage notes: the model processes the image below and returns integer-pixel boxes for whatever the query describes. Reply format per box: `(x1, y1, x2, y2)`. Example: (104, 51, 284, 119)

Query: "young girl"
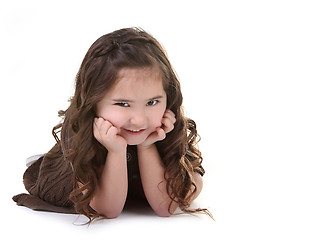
(13, 27, 209, 222)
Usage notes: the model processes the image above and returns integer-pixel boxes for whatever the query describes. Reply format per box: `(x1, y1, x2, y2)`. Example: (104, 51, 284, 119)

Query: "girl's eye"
(115, 102, 130, 107)
(146, 100, 159, 106)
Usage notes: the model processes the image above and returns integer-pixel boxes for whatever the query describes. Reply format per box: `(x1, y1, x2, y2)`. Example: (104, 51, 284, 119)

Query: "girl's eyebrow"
(112, 95, 164, 102)
(112, 98, 134, 103)
(148, 95, 164, 101)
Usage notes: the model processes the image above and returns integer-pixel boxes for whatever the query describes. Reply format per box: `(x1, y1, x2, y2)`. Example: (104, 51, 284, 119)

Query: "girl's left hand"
(139, 109, 176, 148)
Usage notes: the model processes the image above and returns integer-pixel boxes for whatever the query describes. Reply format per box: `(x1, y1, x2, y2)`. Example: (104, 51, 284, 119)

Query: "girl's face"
(96, 67, 167, 145)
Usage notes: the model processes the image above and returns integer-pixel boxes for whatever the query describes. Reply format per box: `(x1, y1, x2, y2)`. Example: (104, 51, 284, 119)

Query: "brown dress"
(12, 144, 146, 214)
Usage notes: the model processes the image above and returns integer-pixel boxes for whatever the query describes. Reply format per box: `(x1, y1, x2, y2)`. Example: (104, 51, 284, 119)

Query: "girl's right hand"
(93, 117, 127, 153)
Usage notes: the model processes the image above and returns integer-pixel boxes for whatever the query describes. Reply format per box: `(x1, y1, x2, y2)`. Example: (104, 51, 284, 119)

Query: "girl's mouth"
(124, 128, 146, 135)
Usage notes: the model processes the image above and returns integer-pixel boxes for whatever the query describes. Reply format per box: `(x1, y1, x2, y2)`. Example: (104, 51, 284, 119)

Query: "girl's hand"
(93, 117, 127, 153)
(139, 110, 176, 148)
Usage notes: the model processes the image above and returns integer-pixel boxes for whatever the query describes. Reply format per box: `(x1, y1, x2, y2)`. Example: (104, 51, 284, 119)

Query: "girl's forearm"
(90, 150, 128, 218)
(137, 144, 178, 217)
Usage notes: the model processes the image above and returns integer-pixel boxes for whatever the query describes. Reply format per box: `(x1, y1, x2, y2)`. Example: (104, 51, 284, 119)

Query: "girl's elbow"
(102, 209, 123, 219)
(154, 208, 171, 217)
(90, 202, 123, 219)
(153, 203, 177, 217)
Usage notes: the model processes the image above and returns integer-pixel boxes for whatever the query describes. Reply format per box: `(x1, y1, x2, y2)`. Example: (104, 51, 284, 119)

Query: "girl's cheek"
(153, 110, 166, 128)
(98, 108, 124, 129)
(107, 115, 124, 129)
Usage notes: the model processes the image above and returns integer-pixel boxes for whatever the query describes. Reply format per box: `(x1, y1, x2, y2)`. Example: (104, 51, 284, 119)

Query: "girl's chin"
(124, 135, 148, 146)
(126, 139, 145, 146)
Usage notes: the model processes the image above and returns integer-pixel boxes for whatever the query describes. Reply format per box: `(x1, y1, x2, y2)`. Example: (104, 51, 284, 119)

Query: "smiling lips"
(124, 128, 146, 135)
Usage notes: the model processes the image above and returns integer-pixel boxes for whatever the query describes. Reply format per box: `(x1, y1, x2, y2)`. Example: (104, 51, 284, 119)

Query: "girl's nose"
(130, 109, 147, 126)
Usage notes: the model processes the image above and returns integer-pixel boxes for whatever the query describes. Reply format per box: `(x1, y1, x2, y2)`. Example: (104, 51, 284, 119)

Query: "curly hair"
(51, 28, 210, 222)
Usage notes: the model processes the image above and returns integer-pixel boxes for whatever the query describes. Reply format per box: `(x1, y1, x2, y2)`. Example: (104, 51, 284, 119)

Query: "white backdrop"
(1, 0, 325, 239)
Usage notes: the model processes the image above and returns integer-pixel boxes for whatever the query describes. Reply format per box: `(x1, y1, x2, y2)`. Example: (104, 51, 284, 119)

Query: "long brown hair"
(51, 28, 210, 221)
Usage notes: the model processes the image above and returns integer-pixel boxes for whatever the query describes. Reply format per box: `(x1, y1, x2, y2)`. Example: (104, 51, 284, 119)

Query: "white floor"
(5, 196, 217, 239)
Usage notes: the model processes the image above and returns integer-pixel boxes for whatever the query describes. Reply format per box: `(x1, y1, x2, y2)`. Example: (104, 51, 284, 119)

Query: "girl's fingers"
(164, 110, 176, 124)
(161, 110, 176, 134)
(107, 124, 118, 137)
(161, 117, 174, 133)
(157, 128, 166, 141)
(94, 117, 113, 138)
(93, 118, 127, 152)
(101, 120, 112, 135)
